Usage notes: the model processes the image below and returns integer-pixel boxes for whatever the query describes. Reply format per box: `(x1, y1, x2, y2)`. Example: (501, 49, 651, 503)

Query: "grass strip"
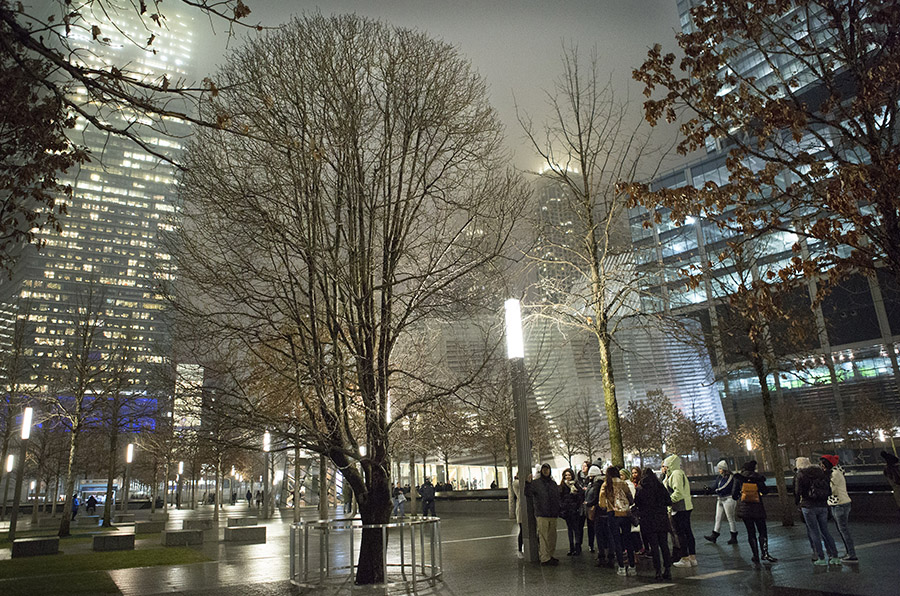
(0, 546, 212, 579)
(0, 571, 121, 596)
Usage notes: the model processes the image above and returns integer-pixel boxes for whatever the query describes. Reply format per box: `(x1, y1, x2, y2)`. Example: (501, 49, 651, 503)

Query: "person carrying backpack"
(731, 460, 776, 564)
(794, 456, 839, 566)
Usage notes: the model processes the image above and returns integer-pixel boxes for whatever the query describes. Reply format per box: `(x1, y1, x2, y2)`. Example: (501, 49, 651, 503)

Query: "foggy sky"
(194, 0, 683, 171)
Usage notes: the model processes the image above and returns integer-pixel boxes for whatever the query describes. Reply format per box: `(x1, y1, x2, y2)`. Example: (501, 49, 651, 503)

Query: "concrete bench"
(37, 517, 61, 529)
(149, 511, 169, 521)
(76, 515, 100, 526)
(162, 529, 203, 546)
(92, 534, 135, 551)
(12, 537, 60, 558)
(226, 517, 258, 527)
(135, 520, 166, 534)
(183, 519, 215, 531)
(113, 513, 136, 524)
(224, 525, 266, 543)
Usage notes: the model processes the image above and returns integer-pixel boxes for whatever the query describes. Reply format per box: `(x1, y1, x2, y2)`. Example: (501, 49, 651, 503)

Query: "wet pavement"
(1, 502, 898, 595)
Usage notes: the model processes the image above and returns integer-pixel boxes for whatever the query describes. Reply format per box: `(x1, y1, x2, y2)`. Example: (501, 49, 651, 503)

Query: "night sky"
(194, 0, 683, 171)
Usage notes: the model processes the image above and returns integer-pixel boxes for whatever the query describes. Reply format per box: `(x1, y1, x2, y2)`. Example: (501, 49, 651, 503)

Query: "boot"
(704, 530, 720, 543)
(760, 537, 777, 563)
(727, 531, 739, 545)
(749, 537, 760, 563)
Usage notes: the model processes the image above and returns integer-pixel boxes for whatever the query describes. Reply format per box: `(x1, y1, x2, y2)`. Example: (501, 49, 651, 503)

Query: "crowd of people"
(516, 452, 880, 579)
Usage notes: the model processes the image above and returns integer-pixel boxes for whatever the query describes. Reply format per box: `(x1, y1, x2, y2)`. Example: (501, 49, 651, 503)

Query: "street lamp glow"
(126, 443, 134, 464)
(879, 429, 887, 443)
(21, 407, 33, 440)
(263, 431, 271, 453)
(178, 461, 184, 475)
(6, 454, 13, 472)
(359, 445, 367, 457)
(746, 439, 753, 452)
(504, 299, 524, 359)
(30, 480, 35, 490)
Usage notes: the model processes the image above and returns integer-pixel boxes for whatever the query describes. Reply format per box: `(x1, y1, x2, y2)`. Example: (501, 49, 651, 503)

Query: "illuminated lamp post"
(262, 431, 271, 519)
(8, 406, 34, 541)
(505, 299, 538, 563)
(122, 443, 134, 513)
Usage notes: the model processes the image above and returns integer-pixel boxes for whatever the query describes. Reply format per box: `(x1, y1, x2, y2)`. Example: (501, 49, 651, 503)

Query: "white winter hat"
(716, 460, 728, 471)
(588, 465, 602, 477)
(795, 457, 812, 469)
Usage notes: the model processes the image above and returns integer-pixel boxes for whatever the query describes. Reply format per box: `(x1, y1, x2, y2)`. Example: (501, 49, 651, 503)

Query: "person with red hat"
(820, 455, 857, 563)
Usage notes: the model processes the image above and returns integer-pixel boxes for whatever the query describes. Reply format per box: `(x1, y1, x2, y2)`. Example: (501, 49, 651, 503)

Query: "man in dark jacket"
(525, 463, 560, 565)
(794, 456, 838, 565)
(418, 478, 436, 516)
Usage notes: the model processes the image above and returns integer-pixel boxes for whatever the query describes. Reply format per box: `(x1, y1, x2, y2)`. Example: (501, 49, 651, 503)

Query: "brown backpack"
(740, 481, 760, 503)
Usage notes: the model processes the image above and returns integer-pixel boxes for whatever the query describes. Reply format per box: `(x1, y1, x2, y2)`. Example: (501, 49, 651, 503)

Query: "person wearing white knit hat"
(704, 460, 738, 545)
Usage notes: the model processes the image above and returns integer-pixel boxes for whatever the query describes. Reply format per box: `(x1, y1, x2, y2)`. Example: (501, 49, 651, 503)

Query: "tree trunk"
(294, 446, 303, 522)
(353, 464, 392, 585)
(150, 458, 158, 514)
(408, 451, 417, 513)
(753, 357, 794, 527)
(597, 330, 625, 467)
(505, 436, 515, 519)
(318, 454, 328, 520)
(58, 422, 82, 537)
(213, 455, 221, 522)
(102, 429, 119, 527)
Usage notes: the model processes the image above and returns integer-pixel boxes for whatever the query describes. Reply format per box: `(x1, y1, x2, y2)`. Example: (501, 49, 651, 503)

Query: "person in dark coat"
(794, 456, 838, 565)
(559, 468, 586, 555)
(732, 460, 776, 564)
(246, 490, 253, 505)
(86, 495, 98, 515)
(578, 461, 596, 552)
(525, 463, 561, 565)
(418, 478, 436, 516)
(633, 468, 672, 580)
(882, 451, 900, 513)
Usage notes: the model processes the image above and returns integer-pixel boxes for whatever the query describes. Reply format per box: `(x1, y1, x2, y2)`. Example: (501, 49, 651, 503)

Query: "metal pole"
(511, 356, 538, 563)
(7, 438, 28, 541)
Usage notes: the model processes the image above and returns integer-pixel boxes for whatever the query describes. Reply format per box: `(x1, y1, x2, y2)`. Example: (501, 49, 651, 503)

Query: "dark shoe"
(654, 570, 662, 580)
(542, 558, 559, 566)
(589, 547, 595, 553)
(727, 532, 739, 545)
(704, 530, 720, 544)
(760, 537, 777, 563)
(662, 568, 671, 580)
(567, 550, 574, 556)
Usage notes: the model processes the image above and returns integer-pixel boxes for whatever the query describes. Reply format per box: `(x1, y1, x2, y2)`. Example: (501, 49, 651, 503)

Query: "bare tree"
(519, 46, 667, 467)
(168, 15, 525, 584)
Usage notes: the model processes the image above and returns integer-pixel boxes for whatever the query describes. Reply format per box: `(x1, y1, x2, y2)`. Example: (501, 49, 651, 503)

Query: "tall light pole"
(177, 461, 184, 509)
(2, 454, 14, 520)
(8, 406, 34, 541)
(122, 443, 134, 513)
(262, 431, 271, 519)
(505, 299, 538, 563)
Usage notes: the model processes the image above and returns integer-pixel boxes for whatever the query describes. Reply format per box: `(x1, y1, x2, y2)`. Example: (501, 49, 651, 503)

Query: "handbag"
(667, 512, 682, 549)
(671, 498, 686, 512)
(587, 505, 596, 521)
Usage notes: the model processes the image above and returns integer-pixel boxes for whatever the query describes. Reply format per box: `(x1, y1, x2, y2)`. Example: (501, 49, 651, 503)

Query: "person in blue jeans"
(821, 455, 857, 563)
(794, 457, 839, 565)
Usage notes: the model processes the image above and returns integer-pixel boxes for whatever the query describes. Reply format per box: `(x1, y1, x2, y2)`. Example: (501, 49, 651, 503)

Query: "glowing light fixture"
(504, 299, 524, 359)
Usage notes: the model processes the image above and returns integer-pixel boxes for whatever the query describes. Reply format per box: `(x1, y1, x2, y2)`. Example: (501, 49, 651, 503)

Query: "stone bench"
(113, 513, 136, 524)
(223, 526, 266, 544)
(149, 511, 169, 521)
(135, 520, 166, 534)
(37, 517, 61, 529)
(183, 519, 215, 531)
(162, 529, 203, 546)
(226, 517, 258, 527)
(12, 537, 60, 558)
(76, 515, 100, 526)
(93, 533, 135, 551)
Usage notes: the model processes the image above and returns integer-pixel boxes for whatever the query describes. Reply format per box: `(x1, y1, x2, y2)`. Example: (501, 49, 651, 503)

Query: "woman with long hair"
(559, 468, 586, 555)
(600, 465, 636, 575)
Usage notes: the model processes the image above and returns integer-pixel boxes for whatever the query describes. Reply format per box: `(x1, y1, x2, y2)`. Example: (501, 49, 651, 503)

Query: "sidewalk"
(2, 504, 898, 595)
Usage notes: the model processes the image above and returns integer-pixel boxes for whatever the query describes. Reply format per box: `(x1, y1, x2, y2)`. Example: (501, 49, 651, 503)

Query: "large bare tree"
(169, 14, 524, 584)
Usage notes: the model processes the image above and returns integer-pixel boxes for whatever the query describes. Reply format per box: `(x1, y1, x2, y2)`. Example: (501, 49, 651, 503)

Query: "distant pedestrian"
(86, 495, 98, 515)
(392, 482, 406, 517)
(419, 477, 436, 516)
(795, 456, 839, 565)
(821, 455, 856, 563)
(663, 455, 697, 568)
(634, 468, 673, 581)
(881, 451, 900, 513)
(71, 494, 79, 520)
(559, 468, 585, 555)
(231, 491, 237, 505)
(583, 465, 612, 567)
(246, 490, 253, 505)
(578, 461, 596, 553)
(255, 490, 263, 510)
(525, 463, 560, 566)
(601, 465, 636, 576)
(705, 460, 738, 545)
(731, 460, 776, 563)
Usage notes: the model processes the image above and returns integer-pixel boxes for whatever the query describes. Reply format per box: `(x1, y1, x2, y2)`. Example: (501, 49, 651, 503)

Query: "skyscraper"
(6, 7, 194, 392)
